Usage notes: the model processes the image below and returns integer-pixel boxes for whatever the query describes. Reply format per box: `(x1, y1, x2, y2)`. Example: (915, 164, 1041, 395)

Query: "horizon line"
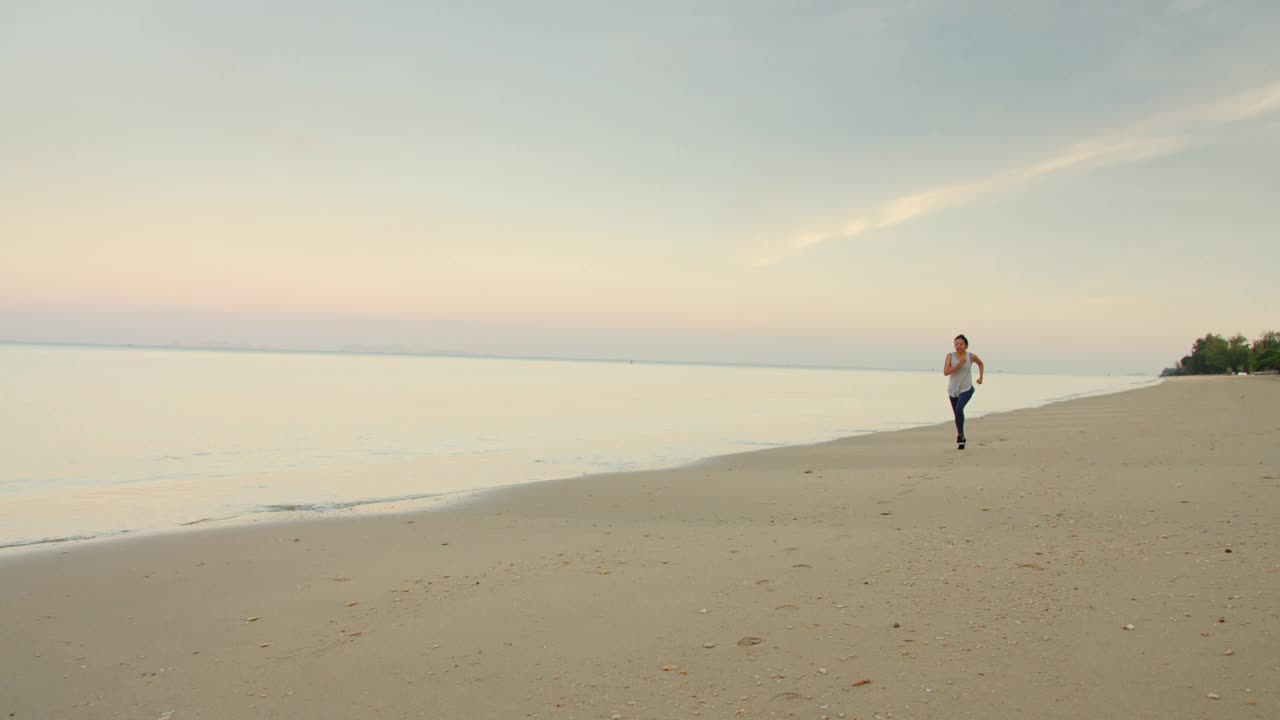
(0, 339, 1152, 377)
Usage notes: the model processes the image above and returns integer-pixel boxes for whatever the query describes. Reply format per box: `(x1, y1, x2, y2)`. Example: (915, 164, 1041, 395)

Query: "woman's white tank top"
(947, 352, 973, 398)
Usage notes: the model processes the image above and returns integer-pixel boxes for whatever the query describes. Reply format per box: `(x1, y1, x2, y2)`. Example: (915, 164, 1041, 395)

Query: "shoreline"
(2, 377, 1276, 719)
(0, 376, 1161, 557)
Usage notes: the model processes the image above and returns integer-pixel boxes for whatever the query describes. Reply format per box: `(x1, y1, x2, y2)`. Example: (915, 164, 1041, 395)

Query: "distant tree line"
(1162, 330, 1280, 376)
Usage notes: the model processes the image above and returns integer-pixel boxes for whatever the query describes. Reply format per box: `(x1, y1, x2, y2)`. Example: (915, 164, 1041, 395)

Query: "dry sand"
(1, 377, 1277, 720)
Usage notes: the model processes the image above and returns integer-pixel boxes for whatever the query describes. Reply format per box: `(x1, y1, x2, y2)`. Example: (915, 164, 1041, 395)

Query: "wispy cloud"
(1166, 0, 1210, 18)
(753, 81, 1280, 267)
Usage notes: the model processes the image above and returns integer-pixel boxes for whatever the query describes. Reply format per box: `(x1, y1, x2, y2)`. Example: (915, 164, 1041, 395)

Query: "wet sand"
(2, 376, 1276, 719)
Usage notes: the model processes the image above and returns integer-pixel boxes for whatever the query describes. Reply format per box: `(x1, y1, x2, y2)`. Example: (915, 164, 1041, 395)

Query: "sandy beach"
(1, 376, 1276, 720)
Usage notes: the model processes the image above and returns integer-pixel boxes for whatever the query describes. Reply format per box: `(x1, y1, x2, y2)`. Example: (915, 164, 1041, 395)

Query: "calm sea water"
(0, 344, 1156, 549)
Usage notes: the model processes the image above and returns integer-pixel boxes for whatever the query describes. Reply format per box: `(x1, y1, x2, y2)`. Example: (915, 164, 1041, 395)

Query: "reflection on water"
(0, 344, 1156, 548)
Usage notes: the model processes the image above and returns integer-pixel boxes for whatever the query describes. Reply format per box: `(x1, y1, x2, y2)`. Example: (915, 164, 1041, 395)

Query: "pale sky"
(3, 1, 1278, 374)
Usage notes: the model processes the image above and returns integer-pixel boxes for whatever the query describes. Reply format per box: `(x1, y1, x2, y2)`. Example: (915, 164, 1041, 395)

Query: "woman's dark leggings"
(949, 387, 975, 437)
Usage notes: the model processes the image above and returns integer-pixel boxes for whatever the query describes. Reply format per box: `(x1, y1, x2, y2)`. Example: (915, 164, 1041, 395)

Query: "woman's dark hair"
(954, 334, 969, 347)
